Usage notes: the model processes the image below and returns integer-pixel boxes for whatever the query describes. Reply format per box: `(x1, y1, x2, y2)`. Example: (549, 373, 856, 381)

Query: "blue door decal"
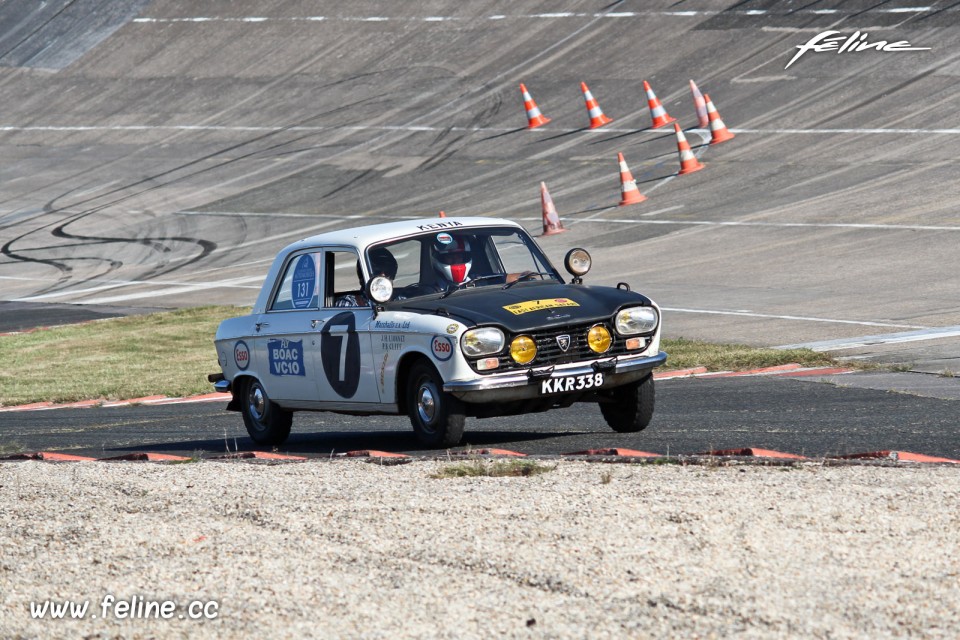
(267, 339, 305, 376)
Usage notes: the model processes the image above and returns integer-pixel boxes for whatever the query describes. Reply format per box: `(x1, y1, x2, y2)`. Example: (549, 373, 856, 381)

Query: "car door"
(254, 250, 323, 404)
(310, 247, 382, 404)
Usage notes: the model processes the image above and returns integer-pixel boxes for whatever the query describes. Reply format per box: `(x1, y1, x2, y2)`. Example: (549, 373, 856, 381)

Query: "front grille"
(470, 322, 644, 374)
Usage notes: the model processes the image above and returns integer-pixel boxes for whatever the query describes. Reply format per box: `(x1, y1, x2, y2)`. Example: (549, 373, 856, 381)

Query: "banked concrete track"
(0, 0, 958, 371)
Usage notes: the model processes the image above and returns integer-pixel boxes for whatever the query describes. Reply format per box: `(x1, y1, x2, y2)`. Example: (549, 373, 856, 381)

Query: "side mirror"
(564, 248, 592, 284)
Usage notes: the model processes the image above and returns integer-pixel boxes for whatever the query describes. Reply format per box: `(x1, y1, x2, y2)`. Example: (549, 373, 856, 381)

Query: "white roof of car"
(249, 217, 527, 314)
(285, 216, 524, 254)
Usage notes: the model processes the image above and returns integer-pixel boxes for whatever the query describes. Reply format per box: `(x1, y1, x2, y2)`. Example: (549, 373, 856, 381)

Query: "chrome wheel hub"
(250, 385, 266, 421)
(417, 385, 437, 425)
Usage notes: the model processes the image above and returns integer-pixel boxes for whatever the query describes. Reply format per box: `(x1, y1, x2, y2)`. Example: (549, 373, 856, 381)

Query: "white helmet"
(432, 234, 472, 285)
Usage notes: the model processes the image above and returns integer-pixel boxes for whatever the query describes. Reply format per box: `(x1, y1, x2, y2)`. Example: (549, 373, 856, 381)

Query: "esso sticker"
(431, 335, 453, 361)
(234, 341, 250, 370)
(436, 233, 454, 245)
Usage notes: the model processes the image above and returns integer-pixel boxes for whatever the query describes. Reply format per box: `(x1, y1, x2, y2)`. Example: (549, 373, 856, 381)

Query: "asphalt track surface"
(4, 375, 959, 460)
(1, 1, 959, 450)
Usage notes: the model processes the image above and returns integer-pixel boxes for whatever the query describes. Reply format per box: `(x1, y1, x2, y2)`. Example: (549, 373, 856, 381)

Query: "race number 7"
(328, 325, 350, 381)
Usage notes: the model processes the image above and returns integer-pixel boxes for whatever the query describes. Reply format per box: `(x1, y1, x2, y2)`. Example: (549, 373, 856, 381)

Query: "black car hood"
(386, 282, 653, 332)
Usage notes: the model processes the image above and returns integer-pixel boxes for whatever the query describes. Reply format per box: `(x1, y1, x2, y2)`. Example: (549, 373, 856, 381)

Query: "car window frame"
(364, 226, 563, 299)
(267, 249, 322, 313)
(321, 245, 370, 309)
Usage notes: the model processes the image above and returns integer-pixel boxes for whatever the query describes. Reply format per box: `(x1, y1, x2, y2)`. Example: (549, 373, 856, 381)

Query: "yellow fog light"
(510, 335, 537, 364)
(587, 325, 612, 353)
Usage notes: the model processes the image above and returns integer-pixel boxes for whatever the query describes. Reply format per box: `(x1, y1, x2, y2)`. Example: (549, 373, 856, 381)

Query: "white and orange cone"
(643, 80, 676, 129)
(540, 182, 566, 236)
(580, 82, 613, 129)
(673, 123, 705, 175)
(520, 83, 550, 129)
(617, 152, 647, 206)
(689, 79, 709, 128)
(704, 93, 735, 144)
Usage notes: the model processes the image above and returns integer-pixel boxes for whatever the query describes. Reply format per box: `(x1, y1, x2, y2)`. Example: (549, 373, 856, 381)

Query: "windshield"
(366, 226, 562, 301)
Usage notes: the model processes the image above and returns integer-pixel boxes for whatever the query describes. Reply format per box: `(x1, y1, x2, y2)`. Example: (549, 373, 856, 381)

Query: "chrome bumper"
(443, 351, 667, 402)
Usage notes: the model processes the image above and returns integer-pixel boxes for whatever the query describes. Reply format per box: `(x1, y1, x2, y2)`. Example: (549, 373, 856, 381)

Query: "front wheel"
(600, 375, 655, 433)
(240, 378, 293, 445)
(406, 361, 466, 448)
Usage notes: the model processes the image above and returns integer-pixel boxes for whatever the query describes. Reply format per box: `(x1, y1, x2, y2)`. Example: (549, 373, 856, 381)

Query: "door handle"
(255, 322, 270, 332)
(311, 319, 325, 329)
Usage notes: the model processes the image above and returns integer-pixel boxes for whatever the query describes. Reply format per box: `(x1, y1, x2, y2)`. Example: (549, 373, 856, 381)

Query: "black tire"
(406, 361, 466, 448)
(240, 378, 293, 445)
(600, 375, 655, 433)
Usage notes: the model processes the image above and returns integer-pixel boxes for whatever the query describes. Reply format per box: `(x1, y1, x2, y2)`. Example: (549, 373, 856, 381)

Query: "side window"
(324, 249, 367, 308)
(270, 252, 319, 311)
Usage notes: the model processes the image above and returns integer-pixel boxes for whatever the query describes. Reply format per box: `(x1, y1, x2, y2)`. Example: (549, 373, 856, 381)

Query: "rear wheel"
(406, 361, 465, 448)
(600, 375, 655, 433)
(241, 378, 293, 445)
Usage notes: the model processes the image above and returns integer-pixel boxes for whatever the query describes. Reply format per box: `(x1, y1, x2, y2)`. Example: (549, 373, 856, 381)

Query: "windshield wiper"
(438, 274, 505, 299)
(502, 272, 556, 290)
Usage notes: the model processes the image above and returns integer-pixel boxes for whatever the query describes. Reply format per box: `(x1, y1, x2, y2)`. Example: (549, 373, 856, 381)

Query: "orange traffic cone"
(643, 80, 676, 129)
(689, 80, 709, 128)
(673, 123, 705, 175)
(438, 211, 446, 218)
(539, 182, 566, 236)
(704, 93, 735, 144)
(520, 83, 550, 129)
(580, 82, 613, 129)
(617, 153, 647, 206)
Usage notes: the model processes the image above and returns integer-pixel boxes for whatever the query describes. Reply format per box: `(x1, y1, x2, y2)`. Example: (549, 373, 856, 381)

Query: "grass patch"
(661, 337, 835, 371)
(0, 307, 845, 406)
(431, 459, 556, 479)
(169, 451, 205, 465)
(0, 306, 248, 405)
(0, 442, 25, 455)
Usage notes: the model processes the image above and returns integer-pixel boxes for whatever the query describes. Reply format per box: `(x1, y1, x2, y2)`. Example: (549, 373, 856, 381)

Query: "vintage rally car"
(211, 216, 666, 447)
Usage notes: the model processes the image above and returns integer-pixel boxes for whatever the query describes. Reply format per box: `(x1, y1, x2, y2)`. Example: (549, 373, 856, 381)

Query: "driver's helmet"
(368, 247, 398, 279)
(431, 234, 472, 285)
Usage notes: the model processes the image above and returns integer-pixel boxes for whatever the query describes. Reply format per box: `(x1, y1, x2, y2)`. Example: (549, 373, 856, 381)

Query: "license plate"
(540, 372, 604, 395)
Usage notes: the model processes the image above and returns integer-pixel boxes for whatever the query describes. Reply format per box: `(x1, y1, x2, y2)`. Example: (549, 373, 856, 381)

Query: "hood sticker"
(503, 298, 580, 315)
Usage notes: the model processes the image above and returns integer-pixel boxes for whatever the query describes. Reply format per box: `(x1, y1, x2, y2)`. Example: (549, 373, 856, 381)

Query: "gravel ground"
(1, 460, 958, 639)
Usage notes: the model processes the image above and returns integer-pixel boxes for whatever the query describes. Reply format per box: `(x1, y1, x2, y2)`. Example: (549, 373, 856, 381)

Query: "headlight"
(366, 276, 393, 304)
(587, 325, 612, 353)
(564, 248, 592, 277)
(510, 335, 537, 364)
(460, 327, 505, 357)
(615, 306, 659, 335)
